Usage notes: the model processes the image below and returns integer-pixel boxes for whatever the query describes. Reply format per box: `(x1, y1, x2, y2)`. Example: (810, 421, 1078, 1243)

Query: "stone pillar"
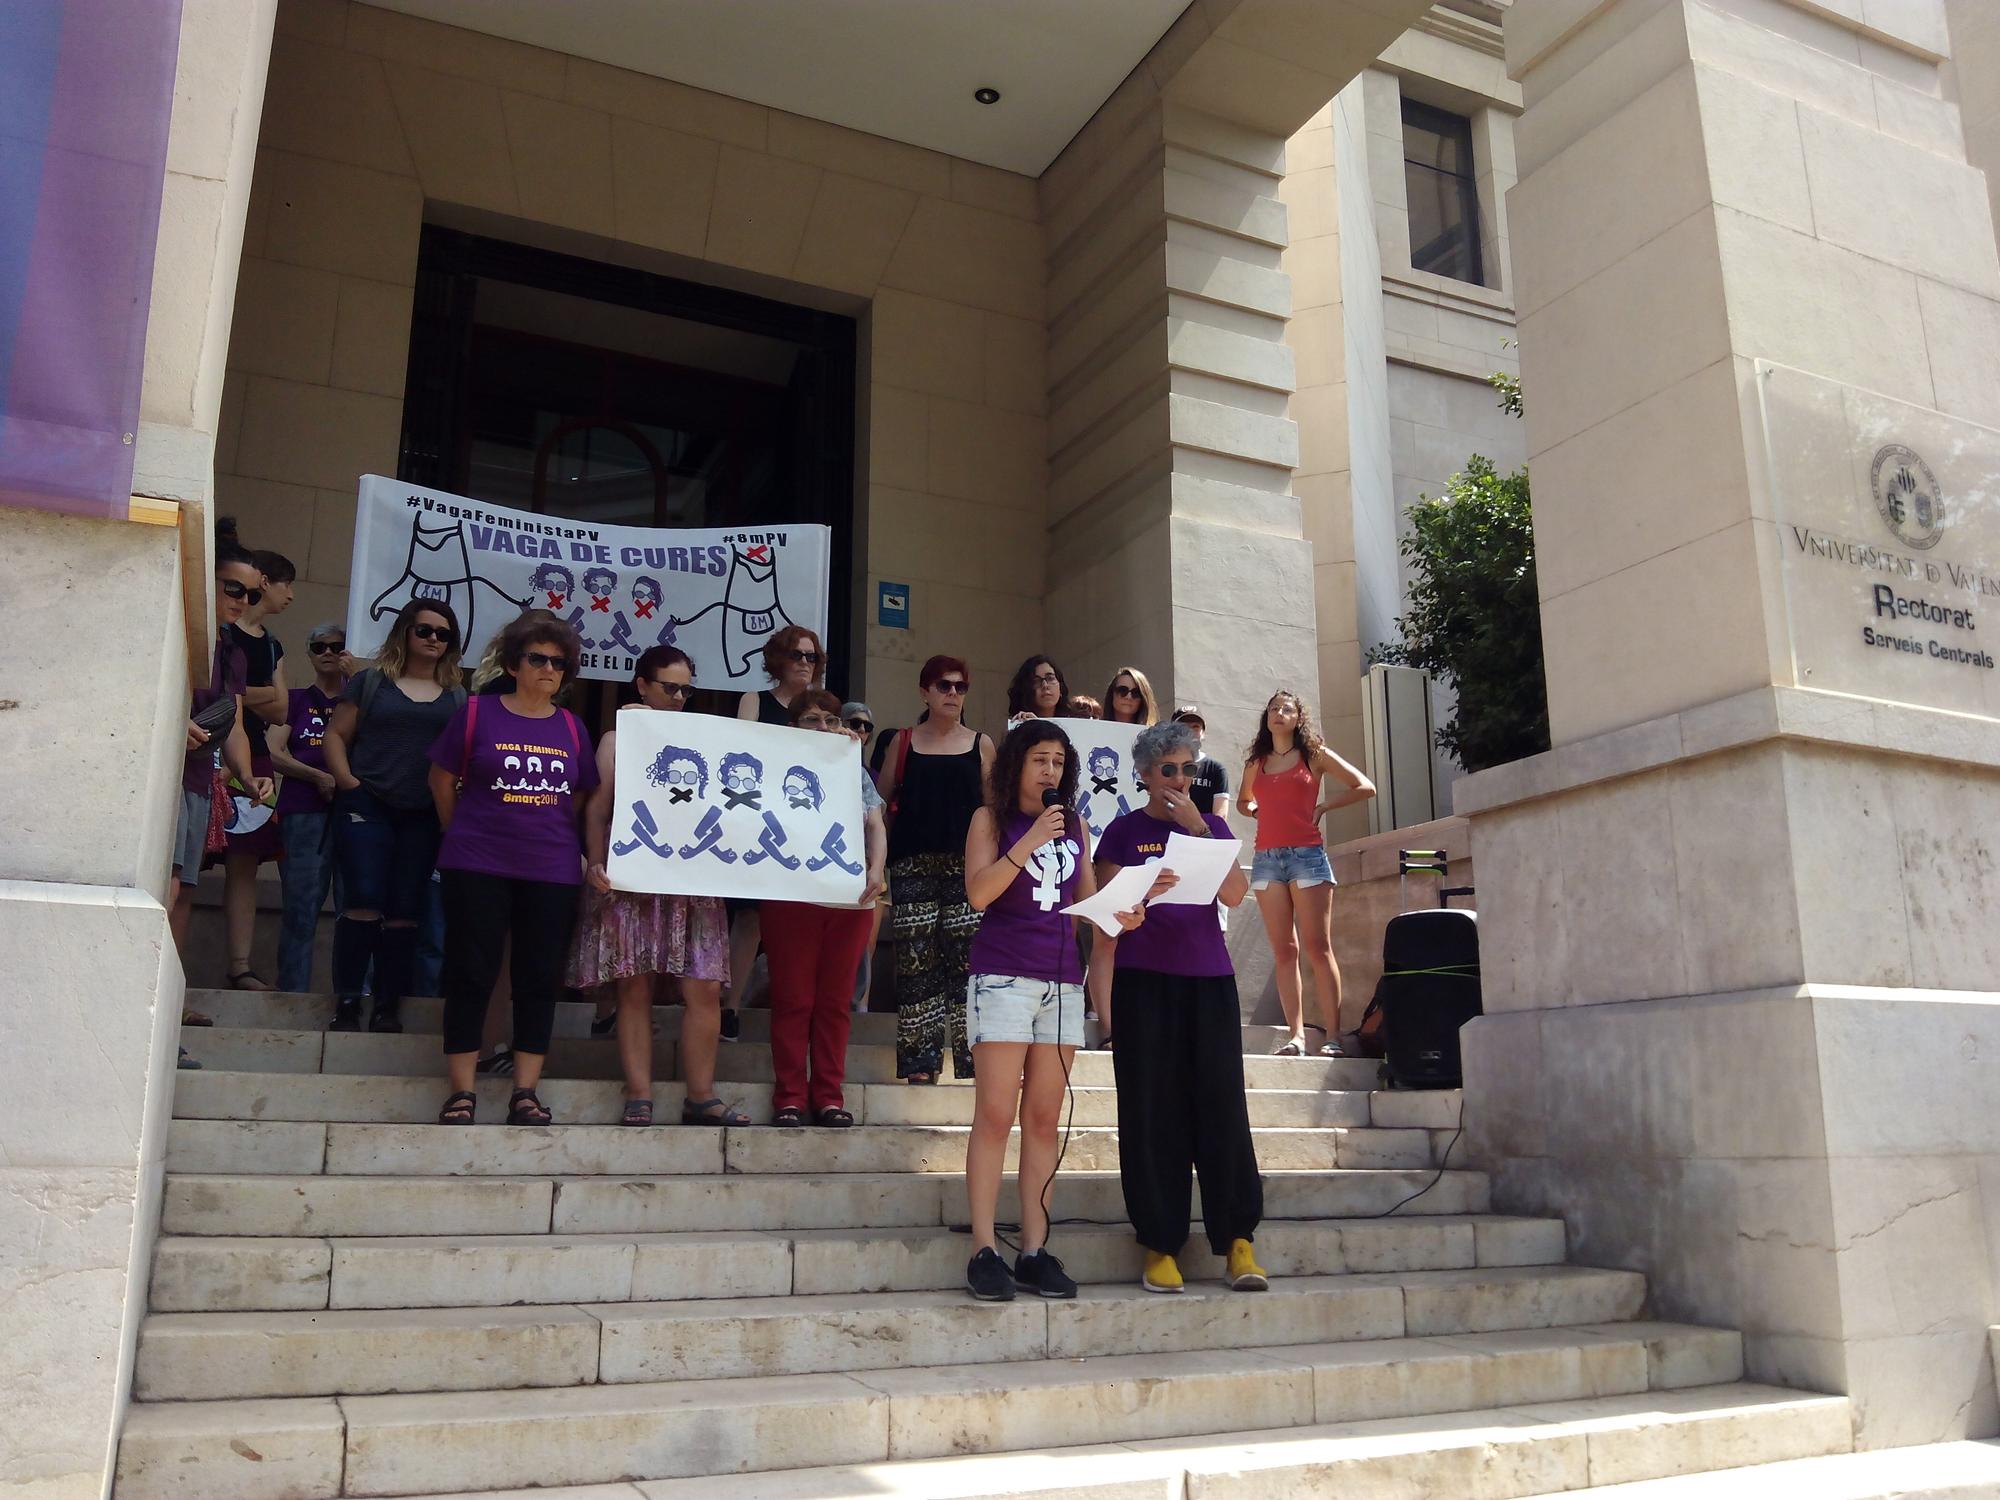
(0, 3, 277, 1496)
(1040, 0, 1428, 764)
(1460, 0, 2000, 1449)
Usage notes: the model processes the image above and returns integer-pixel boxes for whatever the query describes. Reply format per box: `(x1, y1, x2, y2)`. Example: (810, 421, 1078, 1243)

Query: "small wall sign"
(877, 581, 909, 629)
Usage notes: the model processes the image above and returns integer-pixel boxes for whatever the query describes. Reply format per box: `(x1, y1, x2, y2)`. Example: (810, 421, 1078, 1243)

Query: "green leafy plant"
(1376, 376, 1548, 773)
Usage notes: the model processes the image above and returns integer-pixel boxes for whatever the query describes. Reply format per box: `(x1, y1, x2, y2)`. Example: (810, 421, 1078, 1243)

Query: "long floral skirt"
(889, 852, 981, 1080)
(566, 886, 728, 990)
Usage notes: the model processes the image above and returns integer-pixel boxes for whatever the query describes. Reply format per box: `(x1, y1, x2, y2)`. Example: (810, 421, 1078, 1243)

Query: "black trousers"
(439, 869, 579, 1056)
(1110, 968, 1263, 1256)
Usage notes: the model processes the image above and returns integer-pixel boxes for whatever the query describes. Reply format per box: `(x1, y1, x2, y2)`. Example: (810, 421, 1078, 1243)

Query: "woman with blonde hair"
(1239, 690, 1375, 1057)
(321, 599, 467, 1034)
(1101, 666, 1158, 727)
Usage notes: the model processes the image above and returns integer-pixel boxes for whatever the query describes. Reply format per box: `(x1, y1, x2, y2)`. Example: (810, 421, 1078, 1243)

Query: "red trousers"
(760, 900, 873, 1112)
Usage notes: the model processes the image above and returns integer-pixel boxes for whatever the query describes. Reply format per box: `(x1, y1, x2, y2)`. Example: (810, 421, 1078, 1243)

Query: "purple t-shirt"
(429, 699, 598, 885)
(967, 810, 1085, 984)
(1094, 807, 1235, 978)
(184, 639, 248, 793)
(274, 686, 338, 815)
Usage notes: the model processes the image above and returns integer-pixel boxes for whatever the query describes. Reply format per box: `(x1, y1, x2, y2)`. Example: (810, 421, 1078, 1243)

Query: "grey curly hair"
(1132, 719, 1198, 773)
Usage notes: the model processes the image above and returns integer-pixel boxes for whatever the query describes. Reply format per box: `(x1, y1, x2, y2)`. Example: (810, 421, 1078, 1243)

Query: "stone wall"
(215, 0, 1048, 738)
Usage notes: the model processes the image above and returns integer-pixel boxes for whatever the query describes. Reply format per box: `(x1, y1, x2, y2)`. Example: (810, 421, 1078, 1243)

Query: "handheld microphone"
(1042, 788, 1064, 808)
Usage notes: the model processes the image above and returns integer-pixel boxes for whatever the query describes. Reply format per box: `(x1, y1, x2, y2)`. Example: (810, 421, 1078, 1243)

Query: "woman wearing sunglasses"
(760, 691, 887, 1127)
(266, 622, 352, 994)
(1101, 666, 1159, 726)
(1094, 719, 1266, 1296)
(876, 655, 994, 1083)
(429, 617, 597, 1126)
(322, 599, 467, 1035)
(725, 625, 831, 1037)
(569, 645, 741, 1126)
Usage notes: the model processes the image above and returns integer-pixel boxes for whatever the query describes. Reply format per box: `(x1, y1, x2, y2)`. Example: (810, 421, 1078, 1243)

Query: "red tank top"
(1252, 754, 1321, 850)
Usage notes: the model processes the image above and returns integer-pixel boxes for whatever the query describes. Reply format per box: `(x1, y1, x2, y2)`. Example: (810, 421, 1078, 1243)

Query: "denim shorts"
(1250, 844, 1335, 891)
(966, 972, 1086, 1048)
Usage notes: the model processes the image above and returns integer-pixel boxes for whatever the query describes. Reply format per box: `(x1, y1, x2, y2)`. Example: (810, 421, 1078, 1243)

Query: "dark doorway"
(398, 226, 858, 730)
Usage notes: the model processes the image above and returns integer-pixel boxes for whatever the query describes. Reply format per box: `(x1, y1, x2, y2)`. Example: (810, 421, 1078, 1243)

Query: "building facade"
(9, 0, 2000, 1493)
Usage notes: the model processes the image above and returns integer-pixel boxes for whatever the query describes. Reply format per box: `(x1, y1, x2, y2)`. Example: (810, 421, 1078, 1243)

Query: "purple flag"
(0, 0, 184, 519)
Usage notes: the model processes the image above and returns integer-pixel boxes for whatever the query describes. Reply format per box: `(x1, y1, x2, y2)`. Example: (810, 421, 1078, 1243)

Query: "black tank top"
(756, 689, 792, 726)
(888, 735, 986, 861)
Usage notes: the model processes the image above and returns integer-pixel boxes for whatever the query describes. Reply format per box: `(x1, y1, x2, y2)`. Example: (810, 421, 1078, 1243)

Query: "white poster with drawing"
(1052, 717, 1145, 837)
(345, 475, 830, 685)
(606, 710, 867, 905)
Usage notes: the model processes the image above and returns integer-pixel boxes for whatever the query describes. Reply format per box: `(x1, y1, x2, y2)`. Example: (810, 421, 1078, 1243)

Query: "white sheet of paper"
(1061, 859, 1161, 938)
(1149, 832, 1243, 906)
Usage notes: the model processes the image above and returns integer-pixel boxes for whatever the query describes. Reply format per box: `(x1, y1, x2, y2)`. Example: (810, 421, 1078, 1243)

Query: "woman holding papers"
(1239, 690, 1376, 1058)
(1093, 719, 1267, 1296)
(959, 721, 1144, 1302)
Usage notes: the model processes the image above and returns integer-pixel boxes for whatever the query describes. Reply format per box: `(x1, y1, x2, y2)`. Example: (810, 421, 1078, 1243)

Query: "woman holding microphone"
(959, 721, 1142, 1301)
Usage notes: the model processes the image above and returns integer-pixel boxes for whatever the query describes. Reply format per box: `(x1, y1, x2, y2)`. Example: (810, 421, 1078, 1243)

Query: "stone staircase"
(120, 989, 1856, 1499)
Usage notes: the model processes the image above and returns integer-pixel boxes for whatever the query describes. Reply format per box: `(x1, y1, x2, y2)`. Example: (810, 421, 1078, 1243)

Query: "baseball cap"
(1171, 704, 1206, 728)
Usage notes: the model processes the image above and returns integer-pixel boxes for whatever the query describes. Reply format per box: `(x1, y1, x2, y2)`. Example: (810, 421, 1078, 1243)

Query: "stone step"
(171, 1069, 1420, 1130)
(113, 1326, 1752, 1498)
(132, 1273, 1685, 1398)
(185, 987, 901, 1046)
(176, 1024, 1386, 1091)
(151, 1215, 1568, 1312)
(628, 1385, 1854, 1500)
(163, 1118, 1441, 1176)
(160, 1167, 1490, 1238)
(1514, 1438, 2000, 1498)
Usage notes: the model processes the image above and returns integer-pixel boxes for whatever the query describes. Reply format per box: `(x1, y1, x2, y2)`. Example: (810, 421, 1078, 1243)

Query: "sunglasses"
(1153, 762, 1198, 779)
(648, 680, 694, 699)
(932, 679, 969, 695)
(523, 651, 567, 671)
(786, 650, 823, 665)
(410, 623, 455, 644)
(1111, 683, 1141, 697)
(219, 579, 263, 604)
(847, 718, 874, 734)
(307, 641, 345, 656)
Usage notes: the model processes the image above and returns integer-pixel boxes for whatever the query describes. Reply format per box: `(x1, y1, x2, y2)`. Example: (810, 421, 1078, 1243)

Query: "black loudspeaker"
(1372, 889, 1480, 1090)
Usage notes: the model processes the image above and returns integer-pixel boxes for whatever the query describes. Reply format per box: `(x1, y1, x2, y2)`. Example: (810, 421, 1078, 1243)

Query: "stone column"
(1040, 0, 1429, 764)
(1460, 0, 2000, 1448)
(0, 3, 278, 1496)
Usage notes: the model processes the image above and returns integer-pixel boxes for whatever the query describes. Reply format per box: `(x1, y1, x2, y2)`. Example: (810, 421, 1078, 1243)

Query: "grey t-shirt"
(342, 672, 459, 810)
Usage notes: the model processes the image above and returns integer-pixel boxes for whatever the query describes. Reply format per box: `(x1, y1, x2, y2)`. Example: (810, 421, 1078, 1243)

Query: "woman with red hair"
(875, 655, 993, 1083)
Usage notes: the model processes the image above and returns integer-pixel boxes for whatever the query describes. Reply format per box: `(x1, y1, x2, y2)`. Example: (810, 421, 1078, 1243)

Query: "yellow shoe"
(1141, 1250, 1184, 1294)
(1226, 1238, 1268, 1292)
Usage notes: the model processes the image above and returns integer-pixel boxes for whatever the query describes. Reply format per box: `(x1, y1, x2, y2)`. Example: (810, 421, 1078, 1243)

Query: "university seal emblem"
(1871, 443, 1945, 551)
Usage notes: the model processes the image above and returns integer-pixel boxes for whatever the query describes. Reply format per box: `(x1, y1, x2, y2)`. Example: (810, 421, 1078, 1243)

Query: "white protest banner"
(606, 709, 868, 905)
(1052, 717, 1145, 837)
(346, 474, 831, 685)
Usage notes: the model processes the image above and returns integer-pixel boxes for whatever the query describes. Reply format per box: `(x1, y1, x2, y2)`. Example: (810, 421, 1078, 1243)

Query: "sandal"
(771, 1106, 806, 1128)
(621, 1098, 654, 1126)
(1318, 1040, 1348, 1058)
(681, 1096, 752, 1126)
(181, 1007, 213, 1028)
(814, 1107, 854, 1128)
(903, 1072, 935, 1086)
(438, 1089, 477, 1125)
(506, 1088, 551, 1126)
(1272, 1037, 1306, 1057)
(226, 970, 274, 992)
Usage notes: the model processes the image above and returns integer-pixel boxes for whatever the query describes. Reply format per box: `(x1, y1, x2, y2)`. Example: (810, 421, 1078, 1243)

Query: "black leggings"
(440, 869, 579, 1056)
(1110, 967, 1263, 1256)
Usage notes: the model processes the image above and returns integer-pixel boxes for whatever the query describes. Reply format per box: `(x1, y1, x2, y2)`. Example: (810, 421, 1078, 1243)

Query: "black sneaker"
(329, 997, 363, 1032)
(719, 1008, 741, 1042)
(966, 1247, 1017, 1301)
(1013, 1248, 1078, 1299)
